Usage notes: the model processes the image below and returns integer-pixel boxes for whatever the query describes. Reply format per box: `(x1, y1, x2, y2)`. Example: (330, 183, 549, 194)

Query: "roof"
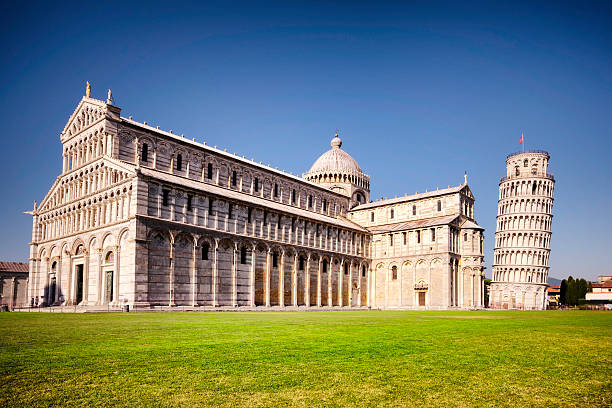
(367, 215, 460, 234)
(120, 117, 348, 200)
(0, 262, 29, 274)
(139, 167, 368, 232)
(352, 184, 468, 211)
(461, 219, 484, 230)
(307, 136, 362, 173)
(547, 286, 560, 293)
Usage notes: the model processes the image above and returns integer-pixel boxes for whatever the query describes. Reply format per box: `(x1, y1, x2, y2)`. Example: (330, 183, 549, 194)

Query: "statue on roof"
(107, 89, 113, 104)
(86, 81, 91, 98)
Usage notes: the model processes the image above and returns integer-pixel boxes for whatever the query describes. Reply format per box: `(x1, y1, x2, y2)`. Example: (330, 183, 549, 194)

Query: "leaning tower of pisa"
(490, 150, 555, 310)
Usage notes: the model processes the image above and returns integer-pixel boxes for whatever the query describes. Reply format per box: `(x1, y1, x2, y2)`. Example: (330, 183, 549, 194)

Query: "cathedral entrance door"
(105, 271, 114, 303)
(75, 264, 84, 304)
(418, 291, 426, 306)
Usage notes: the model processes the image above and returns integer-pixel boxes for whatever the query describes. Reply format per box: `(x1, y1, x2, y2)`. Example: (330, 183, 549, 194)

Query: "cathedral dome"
(308, 135, 362, 173)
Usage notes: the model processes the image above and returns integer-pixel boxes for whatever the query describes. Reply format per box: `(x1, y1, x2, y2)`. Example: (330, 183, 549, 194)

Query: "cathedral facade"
(27, 90, 485, 310)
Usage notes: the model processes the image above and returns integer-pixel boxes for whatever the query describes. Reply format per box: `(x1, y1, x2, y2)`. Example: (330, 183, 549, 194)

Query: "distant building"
(586, 276, 612, 302)
(547, 285, 560, 306)
(0, 262, 29, 309)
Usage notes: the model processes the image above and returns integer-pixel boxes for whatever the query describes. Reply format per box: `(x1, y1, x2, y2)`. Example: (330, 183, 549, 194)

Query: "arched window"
(532, 183, 537, 195)
(515, 166, 520, 176)
(201, 242, 209, 260)
(308, 195, 313, 208)
(105, 252, 114, 263)
(322, 259, 328, 273)
(356, 193, 362, 203)
(274, 183, 278, 198)
(371, 212, 375, 222)
(390, 209, 394, 219)
(142, 143, 148, 162)
(344, 263, 349, 275)
(299, 256, 305, 271)
(232, 171, 237, 186)
(291, 189, 296, 204)
(207, 163, 213, 179)
(176, 154, 182, 171)
(254, 178, 259, 192)
(362, 265, 366, 277)
(437, 200, 442, 211)
(272, 252, 278, 268)
(412, 205, 417, 216)
(392, 266, 398, 280)
(524, 159, 528, 167)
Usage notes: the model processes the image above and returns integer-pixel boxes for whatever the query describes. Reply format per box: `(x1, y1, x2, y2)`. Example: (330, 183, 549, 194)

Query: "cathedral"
(27, 87, 485, 310)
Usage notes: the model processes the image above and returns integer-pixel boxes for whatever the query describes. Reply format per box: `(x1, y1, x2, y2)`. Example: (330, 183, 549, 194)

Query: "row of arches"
(39, 185, 132, 241)
(32, 228, 129, 306)
(146, 229, 370, 307)
(43, 163, 130, 212)
(499, 178, 554, 199)
(65, 105, 104, 139)
(497, 214, 552, 232)
(493, 249, 550, 267)
(495, 231, 551, 249)
(492, 267, 548, 284)
(498, 198, 553, 215)
(304, 170, 370, 190)
(63, 127, 113, 173)
(489, 284, 546, 310)
(123, 136, 349, 218)
(148, 184, 369, 258)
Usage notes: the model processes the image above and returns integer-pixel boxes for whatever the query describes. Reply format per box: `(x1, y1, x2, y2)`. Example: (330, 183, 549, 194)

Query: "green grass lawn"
(1, 311, 610, 407)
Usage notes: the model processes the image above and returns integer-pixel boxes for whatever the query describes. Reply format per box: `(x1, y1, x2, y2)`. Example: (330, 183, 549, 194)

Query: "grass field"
(0, 310, 610, 407)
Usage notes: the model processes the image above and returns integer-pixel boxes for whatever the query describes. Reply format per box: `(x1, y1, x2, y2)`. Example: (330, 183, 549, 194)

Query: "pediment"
(60, 97, 119, 143)
(37, 156, 136, 213)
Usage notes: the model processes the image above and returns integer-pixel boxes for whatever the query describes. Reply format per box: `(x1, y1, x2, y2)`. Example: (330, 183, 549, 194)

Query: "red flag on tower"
(519, 132, 524, 144)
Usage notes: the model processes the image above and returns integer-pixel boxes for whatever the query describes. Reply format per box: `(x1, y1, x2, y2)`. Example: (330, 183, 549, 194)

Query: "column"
(367, 264, 373, 308)
(250, 245, 256, 307)
(232, 244, 238, 307)
(317, 258, 322, 307)
(348, 261, 353, 307)
(279, 251, 285, 307)
(357, 262, 362, 307)
(292, 253, 298, 306)
(169, 242, 175, 307)
(191, 242, 198, 307)
(265, 249, 271, 307)
(56, 258, 62, 304)
(305, 255, 311, 307)
(338, 259, 344, 307)
(212, 240, 218, 307)
(470, 272, 475, 309)
(97, 250, 103, 305)
(328, 257, 333, 306)
(82, 253, 89, 305)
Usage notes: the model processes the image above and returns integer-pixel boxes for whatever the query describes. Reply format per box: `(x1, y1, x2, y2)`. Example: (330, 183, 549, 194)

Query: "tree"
(577, 278, 588, 302)
(567, 276, 576, 306)
(484, 278, 491, 307)
(559, 279, 568, 305)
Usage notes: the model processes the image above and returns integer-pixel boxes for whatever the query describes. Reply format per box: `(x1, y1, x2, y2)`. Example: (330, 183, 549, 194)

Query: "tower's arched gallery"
(27, 91, 485, 310)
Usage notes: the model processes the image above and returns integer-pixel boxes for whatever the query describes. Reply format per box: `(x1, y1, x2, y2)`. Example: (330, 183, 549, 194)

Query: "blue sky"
(1, 1, 610, 281)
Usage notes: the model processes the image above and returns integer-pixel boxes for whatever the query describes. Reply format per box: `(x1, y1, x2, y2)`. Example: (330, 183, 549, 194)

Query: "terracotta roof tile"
(0, 261, 29, 273)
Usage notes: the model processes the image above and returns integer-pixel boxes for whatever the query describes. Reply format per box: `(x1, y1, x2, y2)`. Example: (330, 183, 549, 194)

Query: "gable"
(60, 97, 113, 143)
(37, 156, 136, 213)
